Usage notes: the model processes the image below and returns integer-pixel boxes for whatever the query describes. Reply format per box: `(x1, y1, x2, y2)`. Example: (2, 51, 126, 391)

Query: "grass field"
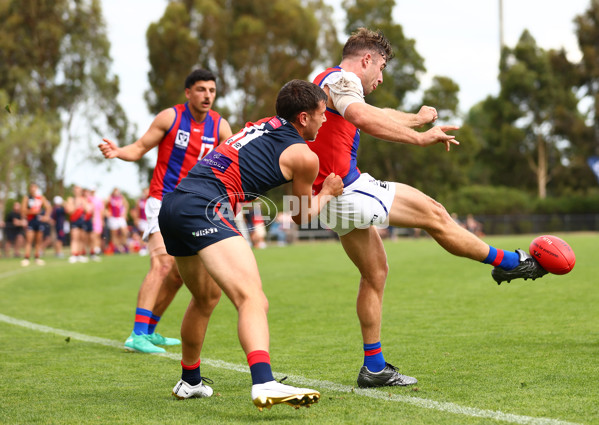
(1, 233, 598, 425)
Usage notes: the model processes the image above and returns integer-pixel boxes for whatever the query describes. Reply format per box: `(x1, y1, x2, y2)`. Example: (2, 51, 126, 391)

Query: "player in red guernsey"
(309, 28, 547, 388)
(21, 183, 51, 267)
(99, 69, 232, 353)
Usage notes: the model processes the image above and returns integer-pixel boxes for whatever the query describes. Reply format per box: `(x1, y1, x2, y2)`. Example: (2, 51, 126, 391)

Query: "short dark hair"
(185, 69, 216, 89)
(276, 80, 327, 122)
(342, 27, 394, 62)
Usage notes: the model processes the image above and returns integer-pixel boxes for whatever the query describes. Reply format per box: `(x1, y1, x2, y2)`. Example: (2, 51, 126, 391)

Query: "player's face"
(362, 53, 386, 95)
(186, 80, 217, 114)
(304, 100, 327, 141)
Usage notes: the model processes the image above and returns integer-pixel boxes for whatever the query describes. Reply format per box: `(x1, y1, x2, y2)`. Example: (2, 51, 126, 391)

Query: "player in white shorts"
(320, 173, 395, 236)
(308, 28, 548, 389)
(141, 196, 161, 242)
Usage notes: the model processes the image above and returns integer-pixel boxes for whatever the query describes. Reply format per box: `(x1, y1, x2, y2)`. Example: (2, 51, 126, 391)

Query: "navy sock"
(181, 359, 202, 386)
(247, 350, 274, 385)
(482, 246, 519, 270)
(363, 342, 386, 373)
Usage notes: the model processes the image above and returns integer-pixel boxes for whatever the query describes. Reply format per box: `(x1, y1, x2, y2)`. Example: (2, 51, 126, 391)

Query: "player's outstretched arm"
(382, 105, 438, 128)
(98, 108, 176, 161)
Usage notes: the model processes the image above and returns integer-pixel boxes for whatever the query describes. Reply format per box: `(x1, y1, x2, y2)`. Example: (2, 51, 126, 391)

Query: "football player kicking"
(159, 80, 344, 410)
(308, 27, 547, 389)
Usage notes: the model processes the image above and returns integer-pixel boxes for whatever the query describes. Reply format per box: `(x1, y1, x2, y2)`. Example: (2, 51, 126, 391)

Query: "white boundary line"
(0, 313, 584, 425)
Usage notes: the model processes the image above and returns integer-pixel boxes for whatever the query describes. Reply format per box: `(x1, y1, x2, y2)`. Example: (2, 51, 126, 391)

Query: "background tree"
(0, 0, 131, 208)
(145, 0, 339, 129)
(342, 0, 470, 199)
(576, 0, 599, 154)
(469, 31, 588, 199)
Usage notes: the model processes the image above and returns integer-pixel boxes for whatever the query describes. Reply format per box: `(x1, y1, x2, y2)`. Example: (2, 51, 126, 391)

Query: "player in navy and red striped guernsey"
(99, 69, 232, 354)
(159, 80, 343, 409)
(21, 183, 51, 267)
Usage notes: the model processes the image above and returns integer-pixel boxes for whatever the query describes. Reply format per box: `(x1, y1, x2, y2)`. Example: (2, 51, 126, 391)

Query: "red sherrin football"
(529, 235, 576, 275)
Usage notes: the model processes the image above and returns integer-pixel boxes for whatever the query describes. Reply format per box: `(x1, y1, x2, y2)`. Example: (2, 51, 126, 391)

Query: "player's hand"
(422, 126, 460, 151)
(98, 138, 119, 159)
(322, 173, 344, 197)
(416, 105, 438, 126)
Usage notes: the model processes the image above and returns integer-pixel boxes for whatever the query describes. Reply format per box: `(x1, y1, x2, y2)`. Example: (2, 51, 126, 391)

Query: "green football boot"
(124, 331, 165, 353)
(146, 332, 181, 346)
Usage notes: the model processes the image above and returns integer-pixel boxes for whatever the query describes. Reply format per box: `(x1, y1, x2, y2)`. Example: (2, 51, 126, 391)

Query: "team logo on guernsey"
(201, 151, 232, 173)
(175, 129, 190, 148)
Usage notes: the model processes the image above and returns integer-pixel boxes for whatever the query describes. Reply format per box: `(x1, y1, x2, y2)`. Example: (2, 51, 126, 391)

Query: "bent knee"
(360, 262, 389, 288)
(423, 199, 454, 233)
(150, 254, 176, 278)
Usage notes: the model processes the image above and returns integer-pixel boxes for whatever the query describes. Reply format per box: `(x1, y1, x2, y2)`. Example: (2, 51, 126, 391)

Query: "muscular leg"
(136, 232, 179, 312)
(176, 236, 269, 364)
(340, 227, 388, 345)
(388, 183, 489, 260)
(23, 229, 34, 258)
(34, 230, 43, 257)
(339, 184, 490, 350)
(151, 263, 185, 316)
(177, 264, 222, 365)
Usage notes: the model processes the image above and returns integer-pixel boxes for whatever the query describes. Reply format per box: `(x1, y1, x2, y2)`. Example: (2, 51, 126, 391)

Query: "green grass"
(1, 233, 598, 424)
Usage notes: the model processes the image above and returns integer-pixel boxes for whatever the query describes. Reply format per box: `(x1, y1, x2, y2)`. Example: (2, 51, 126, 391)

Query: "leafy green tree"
(469, 31, 588, 199)
(0, 0, 131, 205)
(573, 0, 599, 191)
(575, 0, 599, 152)
(341, 0, 470, 199)
(145, 0, 339, 127)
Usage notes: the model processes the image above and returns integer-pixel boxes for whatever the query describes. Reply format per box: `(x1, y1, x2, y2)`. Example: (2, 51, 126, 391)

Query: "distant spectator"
(65, 185, 90, 263)
(466, 214, 485, 237)
(21, 183, 51, 266)
(51, 196, 67, 258)
(82, 189, 96, 261)
(106, 187, 129, 253)
(4, 201, 26, 258)
(268, 211, 298, 246)
(247, 202, 267, 249)
(131, 188, 149, 255)
(451, 213, 466, 229)
(89, 188, 105, 259)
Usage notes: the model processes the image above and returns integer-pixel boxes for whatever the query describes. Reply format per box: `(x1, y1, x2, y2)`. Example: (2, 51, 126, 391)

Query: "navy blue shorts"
(70, 216, 85, 229)
(27, 216, 46, 232)
(82, 218, 93, 233)
(159, 190, 242, 257)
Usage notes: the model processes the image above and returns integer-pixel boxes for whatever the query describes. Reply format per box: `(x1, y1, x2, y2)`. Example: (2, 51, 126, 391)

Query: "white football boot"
(251, 379, 320, 411)
(172, 379, 214, 399)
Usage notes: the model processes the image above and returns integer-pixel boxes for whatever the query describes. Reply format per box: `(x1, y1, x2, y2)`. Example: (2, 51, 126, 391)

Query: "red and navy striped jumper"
(177, 116, 305, 212)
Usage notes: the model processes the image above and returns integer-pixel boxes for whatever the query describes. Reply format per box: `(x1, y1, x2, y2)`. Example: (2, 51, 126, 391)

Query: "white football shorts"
(319, 173, 396, 236)
(142, 196, 162, 242)
(107, 216, 128, 232)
